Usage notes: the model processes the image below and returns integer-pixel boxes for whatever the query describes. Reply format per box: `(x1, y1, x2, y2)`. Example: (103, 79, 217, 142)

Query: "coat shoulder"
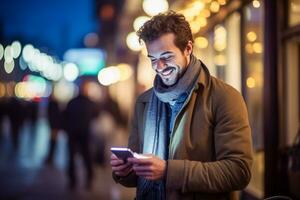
(210, 76, 243, 100)
(136, 88, 153, 103)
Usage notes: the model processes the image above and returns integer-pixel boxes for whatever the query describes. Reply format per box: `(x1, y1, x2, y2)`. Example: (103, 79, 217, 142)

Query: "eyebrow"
(147, 51, 174, 58)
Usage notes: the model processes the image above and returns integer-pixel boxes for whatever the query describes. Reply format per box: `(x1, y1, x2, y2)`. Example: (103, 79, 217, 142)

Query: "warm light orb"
(195, 37, 209, 49)
(210, 1, 220, 13)
(98, 66, 121, 86)
(247, 77, 256, 88)
(247, 31, 257, 42)
(142, 0, 169, 16)
(126, 32, 144, 52)
(133, 16, 151, 32)
(252, 0, 260, 8)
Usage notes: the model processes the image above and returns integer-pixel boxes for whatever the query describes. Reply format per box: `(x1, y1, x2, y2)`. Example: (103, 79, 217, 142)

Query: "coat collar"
(196, 60, 209, 91)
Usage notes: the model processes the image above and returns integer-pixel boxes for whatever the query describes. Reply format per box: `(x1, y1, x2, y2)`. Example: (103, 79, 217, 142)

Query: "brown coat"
(114, 64, 253, 200)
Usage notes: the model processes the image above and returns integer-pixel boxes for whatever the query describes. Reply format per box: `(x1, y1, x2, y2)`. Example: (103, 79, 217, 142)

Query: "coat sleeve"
(166, 85, 253, 193)
(112, 99, 143, 187)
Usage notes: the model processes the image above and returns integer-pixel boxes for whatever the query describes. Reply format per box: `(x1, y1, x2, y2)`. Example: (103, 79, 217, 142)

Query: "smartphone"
(110, 147, 134, 161)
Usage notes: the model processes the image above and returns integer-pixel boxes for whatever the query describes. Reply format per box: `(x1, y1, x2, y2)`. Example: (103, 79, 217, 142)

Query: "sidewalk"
(0, 118, 135, 200)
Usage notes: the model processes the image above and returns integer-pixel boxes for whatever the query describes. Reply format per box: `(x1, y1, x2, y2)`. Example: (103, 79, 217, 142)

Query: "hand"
(110, 154, 133, 177)
(128, 155, 166, 181)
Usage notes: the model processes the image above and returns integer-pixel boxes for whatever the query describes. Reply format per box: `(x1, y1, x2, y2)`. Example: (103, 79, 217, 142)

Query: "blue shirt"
(168, 92, 189, 135)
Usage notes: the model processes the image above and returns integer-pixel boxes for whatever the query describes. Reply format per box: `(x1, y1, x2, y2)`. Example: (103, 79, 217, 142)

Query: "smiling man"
(111, 11, 253, 200)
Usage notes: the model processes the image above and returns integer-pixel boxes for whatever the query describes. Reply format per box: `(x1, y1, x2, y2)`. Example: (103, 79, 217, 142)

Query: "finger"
(110, 159, 125, 166)
(111, 153, 118, 159)
(115, 172, 127, 176)
(115, 170, 131, 176)
(133, 165, 153, 172)
(111, 155, 123, 163)
(127, 157, 140, 163)
(112, 162, 132, 172)
(128, 157, 152, 165)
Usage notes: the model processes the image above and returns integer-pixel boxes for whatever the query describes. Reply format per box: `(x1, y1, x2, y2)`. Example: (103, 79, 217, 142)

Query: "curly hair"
(137, 11, 194, 52)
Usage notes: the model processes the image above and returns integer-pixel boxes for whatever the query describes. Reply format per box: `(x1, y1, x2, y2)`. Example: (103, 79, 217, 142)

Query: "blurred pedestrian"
(8, 97, 25, 150)
(64, 81, 98, 189)
(45, 94, 62, 165)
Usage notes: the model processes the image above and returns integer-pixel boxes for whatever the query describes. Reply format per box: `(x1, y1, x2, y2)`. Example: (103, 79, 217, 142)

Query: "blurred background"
(0, 0, 300, 199)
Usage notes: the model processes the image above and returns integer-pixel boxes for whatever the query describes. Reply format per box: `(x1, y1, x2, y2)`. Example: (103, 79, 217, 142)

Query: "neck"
(180, 54, 191, 77)
(186, 54, 191, 66)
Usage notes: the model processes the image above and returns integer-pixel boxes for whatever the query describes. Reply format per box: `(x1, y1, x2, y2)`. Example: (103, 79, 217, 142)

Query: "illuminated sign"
(63, 48, 106, 75)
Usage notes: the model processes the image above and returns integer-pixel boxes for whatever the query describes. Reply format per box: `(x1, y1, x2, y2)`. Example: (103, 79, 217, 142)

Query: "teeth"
(162, 69, 173, 76)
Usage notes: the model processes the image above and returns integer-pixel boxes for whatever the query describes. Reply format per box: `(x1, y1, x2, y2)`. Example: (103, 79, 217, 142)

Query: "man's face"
(146, 33, 192, 86)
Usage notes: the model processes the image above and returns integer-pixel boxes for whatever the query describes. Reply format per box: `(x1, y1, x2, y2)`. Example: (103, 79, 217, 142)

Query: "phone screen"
(111, 147, 134, 160)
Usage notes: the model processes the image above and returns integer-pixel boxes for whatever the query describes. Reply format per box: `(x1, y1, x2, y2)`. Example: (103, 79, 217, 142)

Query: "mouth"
(160, 67, 174, 77)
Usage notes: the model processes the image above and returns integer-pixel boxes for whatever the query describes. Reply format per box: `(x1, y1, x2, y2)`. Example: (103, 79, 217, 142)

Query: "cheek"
(174, 56, 186, 67)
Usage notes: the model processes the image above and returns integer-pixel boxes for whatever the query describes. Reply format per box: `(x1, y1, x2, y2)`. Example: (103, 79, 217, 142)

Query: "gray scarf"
(137, 55, 201, 200)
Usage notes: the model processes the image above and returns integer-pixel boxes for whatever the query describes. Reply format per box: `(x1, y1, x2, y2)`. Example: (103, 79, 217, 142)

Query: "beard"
(158, 65, 182, 86)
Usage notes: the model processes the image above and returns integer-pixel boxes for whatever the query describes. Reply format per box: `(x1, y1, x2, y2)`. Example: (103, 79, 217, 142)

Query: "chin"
(162, 78, 177, 86)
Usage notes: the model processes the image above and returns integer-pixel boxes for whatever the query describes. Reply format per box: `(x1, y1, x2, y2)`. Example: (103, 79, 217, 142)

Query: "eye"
(161, 56, 173, 62)
(151, 59, 157, 64)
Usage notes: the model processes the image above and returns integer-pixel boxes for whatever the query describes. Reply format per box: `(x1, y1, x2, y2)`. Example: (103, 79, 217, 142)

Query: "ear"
(185, 41, 193, 56)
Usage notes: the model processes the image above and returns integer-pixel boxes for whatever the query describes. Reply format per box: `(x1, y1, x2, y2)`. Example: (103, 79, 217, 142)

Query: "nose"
(156, 59, 166, 72)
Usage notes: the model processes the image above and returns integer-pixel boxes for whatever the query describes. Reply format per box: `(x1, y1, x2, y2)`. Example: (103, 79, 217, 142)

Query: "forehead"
(146, 33, 181, 57)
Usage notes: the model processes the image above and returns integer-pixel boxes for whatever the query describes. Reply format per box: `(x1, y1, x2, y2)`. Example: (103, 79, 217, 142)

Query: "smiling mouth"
(160, 67, 174, 77)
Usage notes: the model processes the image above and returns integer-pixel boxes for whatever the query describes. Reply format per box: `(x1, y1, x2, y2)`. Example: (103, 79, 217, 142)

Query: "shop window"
(243, 0, 264, 198)
(213, 24, 227, 81)
(225, 12, 241, 92)
(194, 12, 242, 92)
(288, 0, 300, 27)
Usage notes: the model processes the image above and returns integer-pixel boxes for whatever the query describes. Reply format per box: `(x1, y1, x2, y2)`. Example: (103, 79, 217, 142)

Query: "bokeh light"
(117, 63, 133, 81)
(4, 60, 15, 74)
(53, 80, 78, 103)
(253, 42, 263, 53)
(84, 32, 99, 47)
(0, 83, 6, 97)
(4, 45, 13, 63)
(195, 37, 209, 49)
(11, 41, 22, 58)
(210, 1, 220, 13)
(214, 25, 227, 51)
(126, 32, 144, 51)
(218, 0, 227, 5)
(200, 9, 211, 18)
(22, 44, 35, 63)
(0, 44, 4, 60)
(98, 66, 121, 86)
(63, 63, 79, 82)
(247, 31, 257, 42)
(133, 16, 151, 32)
(214, 54, 226, 66)
(15, 75, 50, 99)
(142, 0, 169, 16)
(253, 0, 260, 8)
(85, 81, 103, 102)
(245, 43, 254, 54)
(190, 20, 202, 34)
(247, 77, 256, 88)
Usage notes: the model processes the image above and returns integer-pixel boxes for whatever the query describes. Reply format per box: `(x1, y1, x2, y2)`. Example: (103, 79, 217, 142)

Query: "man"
(111, 11, 253, 200)
(45, 93, 62, 165)
(64, 80, 98, 189)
